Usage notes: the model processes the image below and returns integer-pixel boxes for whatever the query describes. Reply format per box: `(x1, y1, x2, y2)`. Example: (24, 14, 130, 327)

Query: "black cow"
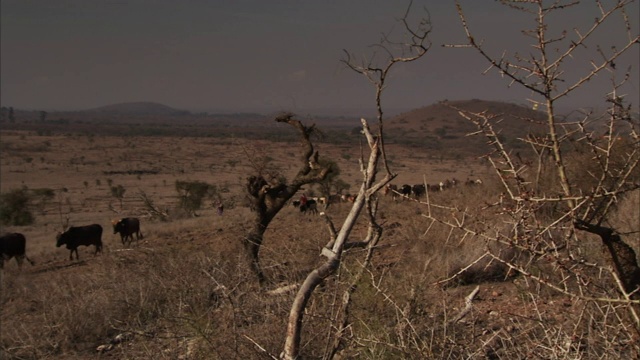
(112, 217, 143, 246)
(56, 224, 103, 261)
(300, 199, 318, 215)
(1, 233, 35, 269)
(412, 184, 426, 198)
(400, 184, 412, 199)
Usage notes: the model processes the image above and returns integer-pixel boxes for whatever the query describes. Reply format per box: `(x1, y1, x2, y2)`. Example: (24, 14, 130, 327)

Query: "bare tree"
(243, 113, 332, 284)
(110, 184, 126, 210)
(137, 190, 169, 222)
(281, 2, 432, 358)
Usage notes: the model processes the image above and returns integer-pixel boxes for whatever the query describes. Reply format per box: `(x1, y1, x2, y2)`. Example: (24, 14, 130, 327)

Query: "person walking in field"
(217, 202, 224, 216)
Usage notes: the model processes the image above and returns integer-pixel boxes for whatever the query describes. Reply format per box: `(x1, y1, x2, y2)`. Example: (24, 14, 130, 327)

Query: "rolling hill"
(2, 99, 556, 157)
(385, 99, 548, 156)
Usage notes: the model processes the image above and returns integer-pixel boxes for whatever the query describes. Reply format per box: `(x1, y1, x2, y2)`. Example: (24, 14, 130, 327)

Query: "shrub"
(175, 180, 218, 216)
(0, 187, 35, 226)
(110, 184, 126, 209)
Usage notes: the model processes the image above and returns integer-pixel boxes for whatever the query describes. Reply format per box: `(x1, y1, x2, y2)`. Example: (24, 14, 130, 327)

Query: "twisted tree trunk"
(242, 114, 331, 284)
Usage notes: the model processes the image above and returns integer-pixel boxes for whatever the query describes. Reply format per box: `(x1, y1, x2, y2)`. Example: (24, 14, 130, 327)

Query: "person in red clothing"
(300, 193, 308, 206)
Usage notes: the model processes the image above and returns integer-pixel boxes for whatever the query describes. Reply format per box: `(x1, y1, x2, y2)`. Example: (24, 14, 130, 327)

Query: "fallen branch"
(243, 335, 278, 360)
(451, 285, 480, 323)
(267, 284, 300, 296)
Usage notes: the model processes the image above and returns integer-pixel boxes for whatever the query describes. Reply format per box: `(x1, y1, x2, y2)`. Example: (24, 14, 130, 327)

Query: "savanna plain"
(1, 108, 638, 359)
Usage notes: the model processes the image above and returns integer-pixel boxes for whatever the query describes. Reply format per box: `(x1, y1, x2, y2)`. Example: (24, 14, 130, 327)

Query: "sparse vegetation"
(1, 1, 638, 359)
(0, 187, 35, 226)
(175, 180, 217, 217)
(110, 184, 126, 209)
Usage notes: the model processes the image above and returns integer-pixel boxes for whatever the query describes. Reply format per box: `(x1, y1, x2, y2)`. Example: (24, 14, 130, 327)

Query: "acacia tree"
(410, 0, 640, 356)
(454, 0, 639, 292)
(243, 113, 332, 284)
(281, 2, 432, 358)
(175, 180, 217, 216)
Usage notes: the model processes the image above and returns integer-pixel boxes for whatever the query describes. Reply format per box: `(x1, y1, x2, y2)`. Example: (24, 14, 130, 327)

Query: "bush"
(0, 187, 35, 226)
(175, 180, 218, 216)
(110, 184, 126, 209)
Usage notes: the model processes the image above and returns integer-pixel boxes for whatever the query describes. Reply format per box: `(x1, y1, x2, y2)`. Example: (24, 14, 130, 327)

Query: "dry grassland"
(0, 130, 487, 254)
(1, 129, 638, 359)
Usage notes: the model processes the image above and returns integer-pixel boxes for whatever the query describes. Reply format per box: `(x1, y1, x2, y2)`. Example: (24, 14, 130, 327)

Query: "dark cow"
(112, 217, 143, 246)
(443, 178, 458, 189)
(56, 224, 103, 261)
(412, 184, 426, 198)
(466, 178, 483, 186)
(1, 233, 35, 269)
(428, 184, 441, 192)
(400, 184, 412, 199)
(300, 199, 318, 215)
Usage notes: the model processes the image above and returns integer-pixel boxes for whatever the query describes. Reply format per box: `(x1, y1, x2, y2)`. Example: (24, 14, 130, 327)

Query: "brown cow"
(384, 184, 399, 201)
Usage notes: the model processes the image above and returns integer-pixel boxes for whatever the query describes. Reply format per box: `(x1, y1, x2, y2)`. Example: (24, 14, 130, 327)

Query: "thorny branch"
(433, 0, 640, 337)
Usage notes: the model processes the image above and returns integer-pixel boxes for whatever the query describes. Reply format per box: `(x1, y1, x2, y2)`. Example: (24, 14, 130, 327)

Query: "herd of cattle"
(292, 178, 483, 214)
(3, 178, 483, 268)
(0, 217, 143, 269)
(384, 178, 483, 200)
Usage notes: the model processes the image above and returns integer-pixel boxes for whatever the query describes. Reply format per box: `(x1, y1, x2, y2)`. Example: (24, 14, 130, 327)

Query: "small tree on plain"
(243, 114, 332, 284)
(110, 184, 126, 210)
(0, 187, 35, 226)
(175, 180, 217, 217)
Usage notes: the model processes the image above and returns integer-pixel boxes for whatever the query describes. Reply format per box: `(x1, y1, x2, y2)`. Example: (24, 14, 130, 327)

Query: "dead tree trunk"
(280, 3, 431, 356)
(282, 119, 388, 360)
(243, 113, 331, 284)
(575, 220, 640, 299)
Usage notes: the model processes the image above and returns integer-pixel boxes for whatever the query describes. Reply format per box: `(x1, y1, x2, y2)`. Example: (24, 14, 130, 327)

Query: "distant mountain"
(2, 99, 563, 157)
(88, 101, 191, 116)
(386, 99, 548, 155)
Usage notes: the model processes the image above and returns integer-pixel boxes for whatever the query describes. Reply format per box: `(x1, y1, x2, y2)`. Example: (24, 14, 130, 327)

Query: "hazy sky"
(1, 0, 638, 115)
